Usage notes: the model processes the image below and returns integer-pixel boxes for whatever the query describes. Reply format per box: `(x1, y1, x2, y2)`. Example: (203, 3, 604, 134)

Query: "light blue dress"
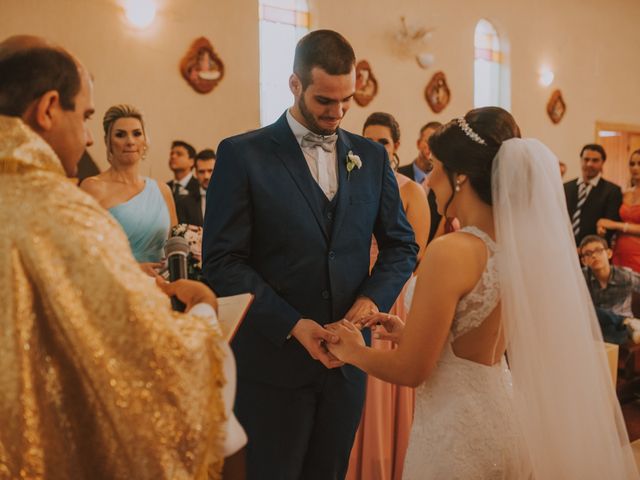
(109, 178, 170, 263)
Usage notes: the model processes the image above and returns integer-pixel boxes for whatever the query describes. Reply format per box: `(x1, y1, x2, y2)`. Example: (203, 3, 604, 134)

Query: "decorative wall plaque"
(354, 60, 378, 107)
(424, 71, 450, 113)
(180, 37, 224, 94)
(546, 89, 566, 124)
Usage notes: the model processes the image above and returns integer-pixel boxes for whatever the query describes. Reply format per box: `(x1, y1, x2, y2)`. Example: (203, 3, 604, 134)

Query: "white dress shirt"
(178, 171, 194, 189)
(286, 110, 338, 200)
(577, 174, 601, 197)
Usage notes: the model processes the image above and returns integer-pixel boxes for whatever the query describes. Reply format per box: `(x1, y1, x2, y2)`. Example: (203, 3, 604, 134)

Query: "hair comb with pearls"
(456, 117, 487, 145)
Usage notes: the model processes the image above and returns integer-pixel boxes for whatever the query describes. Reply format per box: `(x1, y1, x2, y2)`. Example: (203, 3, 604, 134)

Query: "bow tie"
(301, 133, 338, 152)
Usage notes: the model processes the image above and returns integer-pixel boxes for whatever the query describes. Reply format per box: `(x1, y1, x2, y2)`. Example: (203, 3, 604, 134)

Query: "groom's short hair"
(293, 30, 355, 89)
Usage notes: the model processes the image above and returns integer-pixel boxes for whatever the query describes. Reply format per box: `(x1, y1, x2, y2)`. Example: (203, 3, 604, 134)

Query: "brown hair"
(293, 30, 355, 89)
(579, 234, 608, 251)
(363, 112, 401, 169)
(195, 148, 216, 167)
(428, 107, 521, 216)
(0, 47, 80, 116)
(419, 121, 442, 136)
(580, 144, 607, 162)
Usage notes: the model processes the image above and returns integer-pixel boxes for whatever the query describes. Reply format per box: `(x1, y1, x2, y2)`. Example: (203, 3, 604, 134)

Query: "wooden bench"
(606, 342, 619, 385)
(617, 342, 640, 402)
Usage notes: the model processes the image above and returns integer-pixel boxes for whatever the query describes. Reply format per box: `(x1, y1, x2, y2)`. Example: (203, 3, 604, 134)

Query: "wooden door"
(595, 122, 640, 191)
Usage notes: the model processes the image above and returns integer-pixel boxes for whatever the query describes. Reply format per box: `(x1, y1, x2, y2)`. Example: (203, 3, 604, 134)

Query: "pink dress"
(613, 204, 640, 273)
(346, 174, 415, 480)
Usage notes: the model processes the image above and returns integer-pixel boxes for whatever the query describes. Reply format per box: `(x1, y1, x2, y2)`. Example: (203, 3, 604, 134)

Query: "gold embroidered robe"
(0, 116, 225, 479)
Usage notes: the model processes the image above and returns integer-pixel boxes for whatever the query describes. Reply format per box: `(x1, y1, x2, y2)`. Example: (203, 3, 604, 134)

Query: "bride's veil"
(492, 138, 639, 479)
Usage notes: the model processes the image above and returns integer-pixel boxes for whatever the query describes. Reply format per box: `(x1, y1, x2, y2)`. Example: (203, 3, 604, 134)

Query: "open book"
(217, 293, 253, 342)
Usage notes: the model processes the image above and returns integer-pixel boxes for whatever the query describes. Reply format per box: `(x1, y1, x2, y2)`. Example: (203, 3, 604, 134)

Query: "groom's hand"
(344, 296, 379, 328)
(291, 319, 344, 369)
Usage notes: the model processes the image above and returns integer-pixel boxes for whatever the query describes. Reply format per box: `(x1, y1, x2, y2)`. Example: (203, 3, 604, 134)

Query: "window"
(474, 19, 510, 110)
(259, 0, 310, 126)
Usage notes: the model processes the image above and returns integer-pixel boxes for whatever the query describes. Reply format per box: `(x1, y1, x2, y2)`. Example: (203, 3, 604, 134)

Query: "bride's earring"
(455, 182, 461, 192)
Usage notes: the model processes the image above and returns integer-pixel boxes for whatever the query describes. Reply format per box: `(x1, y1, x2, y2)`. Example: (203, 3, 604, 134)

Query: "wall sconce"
(124, 0, 157, 29)
(538, 67, 554, 87)
(416, 53, 435, 69)
(395, 16, 436, 69)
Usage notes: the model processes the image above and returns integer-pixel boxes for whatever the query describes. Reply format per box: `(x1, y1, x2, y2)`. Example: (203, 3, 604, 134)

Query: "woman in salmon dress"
(598, 149, 640, 272)
(346, 113, 429, 480)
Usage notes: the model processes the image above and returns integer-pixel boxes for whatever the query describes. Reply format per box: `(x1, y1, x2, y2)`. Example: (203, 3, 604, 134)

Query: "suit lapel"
(330, 129, 353, 244)
(197, 194, 204, 224)
(271, 114, 329, 241)
(586, 179, 603, 203)
(188, 176, 201, 199)
(567, 179, 579, 215)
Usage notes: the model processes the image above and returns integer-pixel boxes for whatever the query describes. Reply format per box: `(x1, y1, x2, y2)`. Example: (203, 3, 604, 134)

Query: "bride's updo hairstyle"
(428, 106, 521, 216)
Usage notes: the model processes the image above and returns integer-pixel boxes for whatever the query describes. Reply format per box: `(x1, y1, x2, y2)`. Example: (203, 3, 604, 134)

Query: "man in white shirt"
(203, 29, 417, 480)
(167, 140, 200, 214)
(398, 121, 442, 242)
(563, 143, 622, 245)
(175, 148, 216, 226)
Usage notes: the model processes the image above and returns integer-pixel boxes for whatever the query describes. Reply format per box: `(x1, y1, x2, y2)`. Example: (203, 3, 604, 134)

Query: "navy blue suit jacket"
(203, 113, 418, 387)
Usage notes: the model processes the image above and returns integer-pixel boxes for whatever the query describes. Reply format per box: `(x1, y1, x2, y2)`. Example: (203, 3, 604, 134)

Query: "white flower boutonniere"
(346, 150, 362, 180)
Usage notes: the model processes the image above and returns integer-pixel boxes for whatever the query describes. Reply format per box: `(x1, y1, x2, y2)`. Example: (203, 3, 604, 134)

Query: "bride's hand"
(373, 313, 405, 343)
(325, 320, 365, 363)
(357, 313, 405, 343)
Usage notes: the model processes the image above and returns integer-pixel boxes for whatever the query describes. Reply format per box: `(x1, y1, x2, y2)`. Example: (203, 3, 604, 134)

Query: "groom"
(203, 30, 417, 479)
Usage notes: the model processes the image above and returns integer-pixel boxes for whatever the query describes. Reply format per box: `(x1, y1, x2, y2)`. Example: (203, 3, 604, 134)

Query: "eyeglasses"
(580, 247, 606, 259)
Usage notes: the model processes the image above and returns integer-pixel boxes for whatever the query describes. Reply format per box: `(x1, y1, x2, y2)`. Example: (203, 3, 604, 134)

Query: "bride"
(327, 107, 639, 478)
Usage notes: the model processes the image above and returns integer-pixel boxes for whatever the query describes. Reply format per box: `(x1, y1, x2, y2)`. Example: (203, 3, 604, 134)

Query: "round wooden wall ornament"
(354, 60, 378, 107)
(424, 71, 450, 113)
(180, 37, 225, 94)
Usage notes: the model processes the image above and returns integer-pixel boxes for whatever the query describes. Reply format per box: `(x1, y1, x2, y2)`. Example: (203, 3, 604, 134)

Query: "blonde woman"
(82, 104, 177, 275)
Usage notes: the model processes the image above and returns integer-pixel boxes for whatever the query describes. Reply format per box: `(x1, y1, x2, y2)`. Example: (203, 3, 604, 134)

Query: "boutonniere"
(346, 150, 362, 180)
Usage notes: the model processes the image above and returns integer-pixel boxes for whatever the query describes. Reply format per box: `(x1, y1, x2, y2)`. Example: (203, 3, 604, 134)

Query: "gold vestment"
(0, 116, 225, 479)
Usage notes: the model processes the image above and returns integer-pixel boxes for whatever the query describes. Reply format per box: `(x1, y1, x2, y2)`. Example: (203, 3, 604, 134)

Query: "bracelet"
(624, 223, 629, 233)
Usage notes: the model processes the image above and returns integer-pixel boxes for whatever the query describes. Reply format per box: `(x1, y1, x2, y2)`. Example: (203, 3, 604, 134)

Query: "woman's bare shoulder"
(79, 174, 113, 203)
(420, 231, 489, 283)
(400, 178, 427, 198)
(80, 175, 106, 193)
(156, 180, 173, 198)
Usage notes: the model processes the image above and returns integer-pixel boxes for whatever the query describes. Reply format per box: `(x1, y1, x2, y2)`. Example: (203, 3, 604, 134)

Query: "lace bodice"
(403, 226, 529, 479)
(451, 226, 499, 339)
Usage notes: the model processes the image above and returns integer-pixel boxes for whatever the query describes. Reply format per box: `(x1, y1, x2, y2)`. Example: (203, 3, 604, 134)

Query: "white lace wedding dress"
(403, 226, 529, 479)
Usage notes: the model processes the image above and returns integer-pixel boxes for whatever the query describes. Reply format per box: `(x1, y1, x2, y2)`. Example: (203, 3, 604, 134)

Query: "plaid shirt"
(583, 265, 640, 317)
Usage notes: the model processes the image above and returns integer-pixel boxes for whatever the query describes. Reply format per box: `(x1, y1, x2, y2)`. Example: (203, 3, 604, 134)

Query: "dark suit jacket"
(398, 162, 441, 243)
(175, 193, 203, 226)
(203, 113, 418, 387)
(168, 176, 201, 225)
(564, 177, 622, 245)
